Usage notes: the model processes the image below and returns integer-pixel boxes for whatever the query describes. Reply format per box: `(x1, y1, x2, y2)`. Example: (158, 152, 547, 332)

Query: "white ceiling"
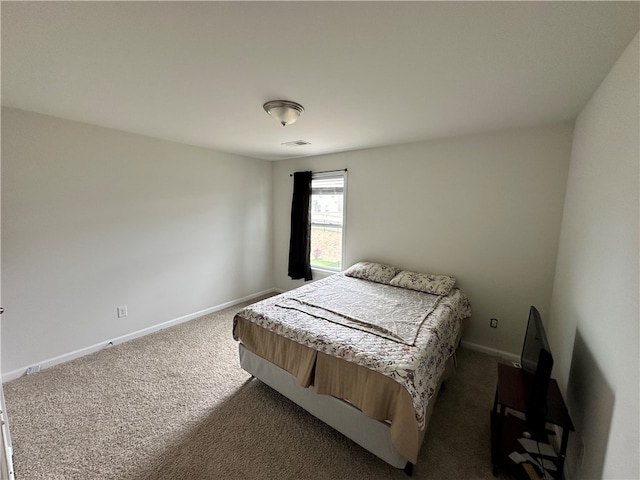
(2, 2, 638, 161)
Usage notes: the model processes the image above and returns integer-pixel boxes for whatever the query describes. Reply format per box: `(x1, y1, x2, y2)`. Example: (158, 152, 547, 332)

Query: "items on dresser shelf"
(508, 439, 558, 479)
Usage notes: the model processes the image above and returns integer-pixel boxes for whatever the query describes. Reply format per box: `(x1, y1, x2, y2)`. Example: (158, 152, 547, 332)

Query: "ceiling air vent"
(281, 140, 311, 147)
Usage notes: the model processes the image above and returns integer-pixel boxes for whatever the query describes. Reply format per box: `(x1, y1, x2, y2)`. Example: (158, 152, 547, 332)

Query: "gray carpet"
(3, 297, 512, 480)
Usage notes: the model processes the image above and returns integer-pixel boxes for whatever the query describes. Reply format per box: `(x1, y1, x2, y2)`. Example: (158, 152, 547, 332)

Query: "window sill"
(311, 266, 341, 276)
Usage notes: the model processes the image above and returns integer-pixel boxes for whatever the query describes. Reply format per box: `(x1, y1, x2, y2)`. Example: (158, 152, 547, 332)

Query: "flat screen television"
(520, 306, 553, 440)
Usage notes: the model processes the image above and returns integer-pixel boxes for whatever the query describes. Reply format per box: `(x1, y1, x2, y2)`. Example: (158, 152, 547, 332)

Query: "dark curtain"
(288, 171, 313, 281)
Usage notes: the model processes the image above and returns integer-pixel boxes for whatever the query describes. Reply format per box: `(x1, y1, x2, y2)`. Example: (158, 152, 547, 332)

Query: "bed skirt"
(239, 342, 455, 469)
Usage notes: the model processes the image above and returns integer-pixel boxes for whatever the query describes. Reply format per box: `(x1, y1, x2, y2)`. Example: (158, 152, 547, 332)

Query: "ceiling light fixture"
(281, 140, 311, 147)
(263, 100, 304, 126)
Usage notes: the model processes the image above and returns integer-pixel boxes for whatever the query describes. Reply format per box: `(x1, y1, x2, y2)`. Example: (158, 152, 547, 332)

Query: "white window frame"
(310, 170, 347, 273)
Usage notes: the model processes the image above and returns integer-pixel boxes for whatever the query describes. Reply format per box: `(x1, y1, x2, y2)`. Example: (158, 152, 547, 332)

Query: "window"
(310, 172, 346, 271)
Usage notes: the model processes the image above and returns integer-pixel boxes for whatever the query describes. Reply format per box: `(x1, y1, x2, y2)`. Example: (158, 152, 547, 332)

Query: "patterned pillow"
(389, 270, 456, 296)
(343, 261, 401, 285)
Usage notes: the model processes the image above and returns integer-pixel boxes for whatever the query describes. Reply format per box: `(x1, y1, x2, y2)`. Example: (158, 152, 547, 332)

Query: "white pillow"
(343, 261, 401, 285)
(389, 270, 456, 296)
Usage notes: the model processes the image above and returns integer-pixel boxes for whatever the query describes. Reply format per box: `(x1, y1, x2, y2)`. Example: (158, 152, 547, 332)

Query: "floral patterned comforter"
(233, 274, 472, 428)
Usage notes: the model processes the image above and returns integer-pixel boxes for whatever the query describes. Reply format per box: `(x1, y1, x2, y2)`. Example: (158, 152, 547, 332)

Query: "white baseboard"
(2, 288, 278, 383)
(3, 294, 519, 383)
(461, 340, 520, 364)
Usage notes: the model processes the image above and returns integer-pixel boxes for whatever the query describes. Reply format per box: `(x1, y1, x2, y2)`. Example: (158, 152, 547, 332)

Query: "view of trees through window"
(310, 174, 345, 270)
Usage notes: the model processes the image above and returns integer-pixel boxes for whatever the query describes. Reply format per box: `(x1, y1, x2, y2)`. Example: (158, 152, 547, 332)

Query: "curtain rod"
(289, 168, 347, 177)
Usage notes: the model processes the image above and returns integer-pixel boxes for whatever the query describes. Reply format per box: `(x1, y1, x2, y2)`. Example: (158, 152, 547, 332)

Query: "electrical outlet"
(490, 318, 498, 328)
(117, 306, 128, 318)
(26, 365, 41, 375)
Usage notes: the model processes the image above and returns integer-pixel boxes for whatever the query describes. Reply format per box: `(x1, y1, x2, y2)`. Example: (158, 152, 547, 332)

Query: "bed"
(232, 262, 471, 472)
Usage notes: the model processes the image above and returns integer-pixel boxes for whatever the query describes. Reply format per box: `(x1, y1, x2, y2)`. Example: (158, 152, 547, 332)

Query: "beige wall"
(273, 123, 573, 357)
(1, 108, 273, 376)
(548, 32, 639, 480)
